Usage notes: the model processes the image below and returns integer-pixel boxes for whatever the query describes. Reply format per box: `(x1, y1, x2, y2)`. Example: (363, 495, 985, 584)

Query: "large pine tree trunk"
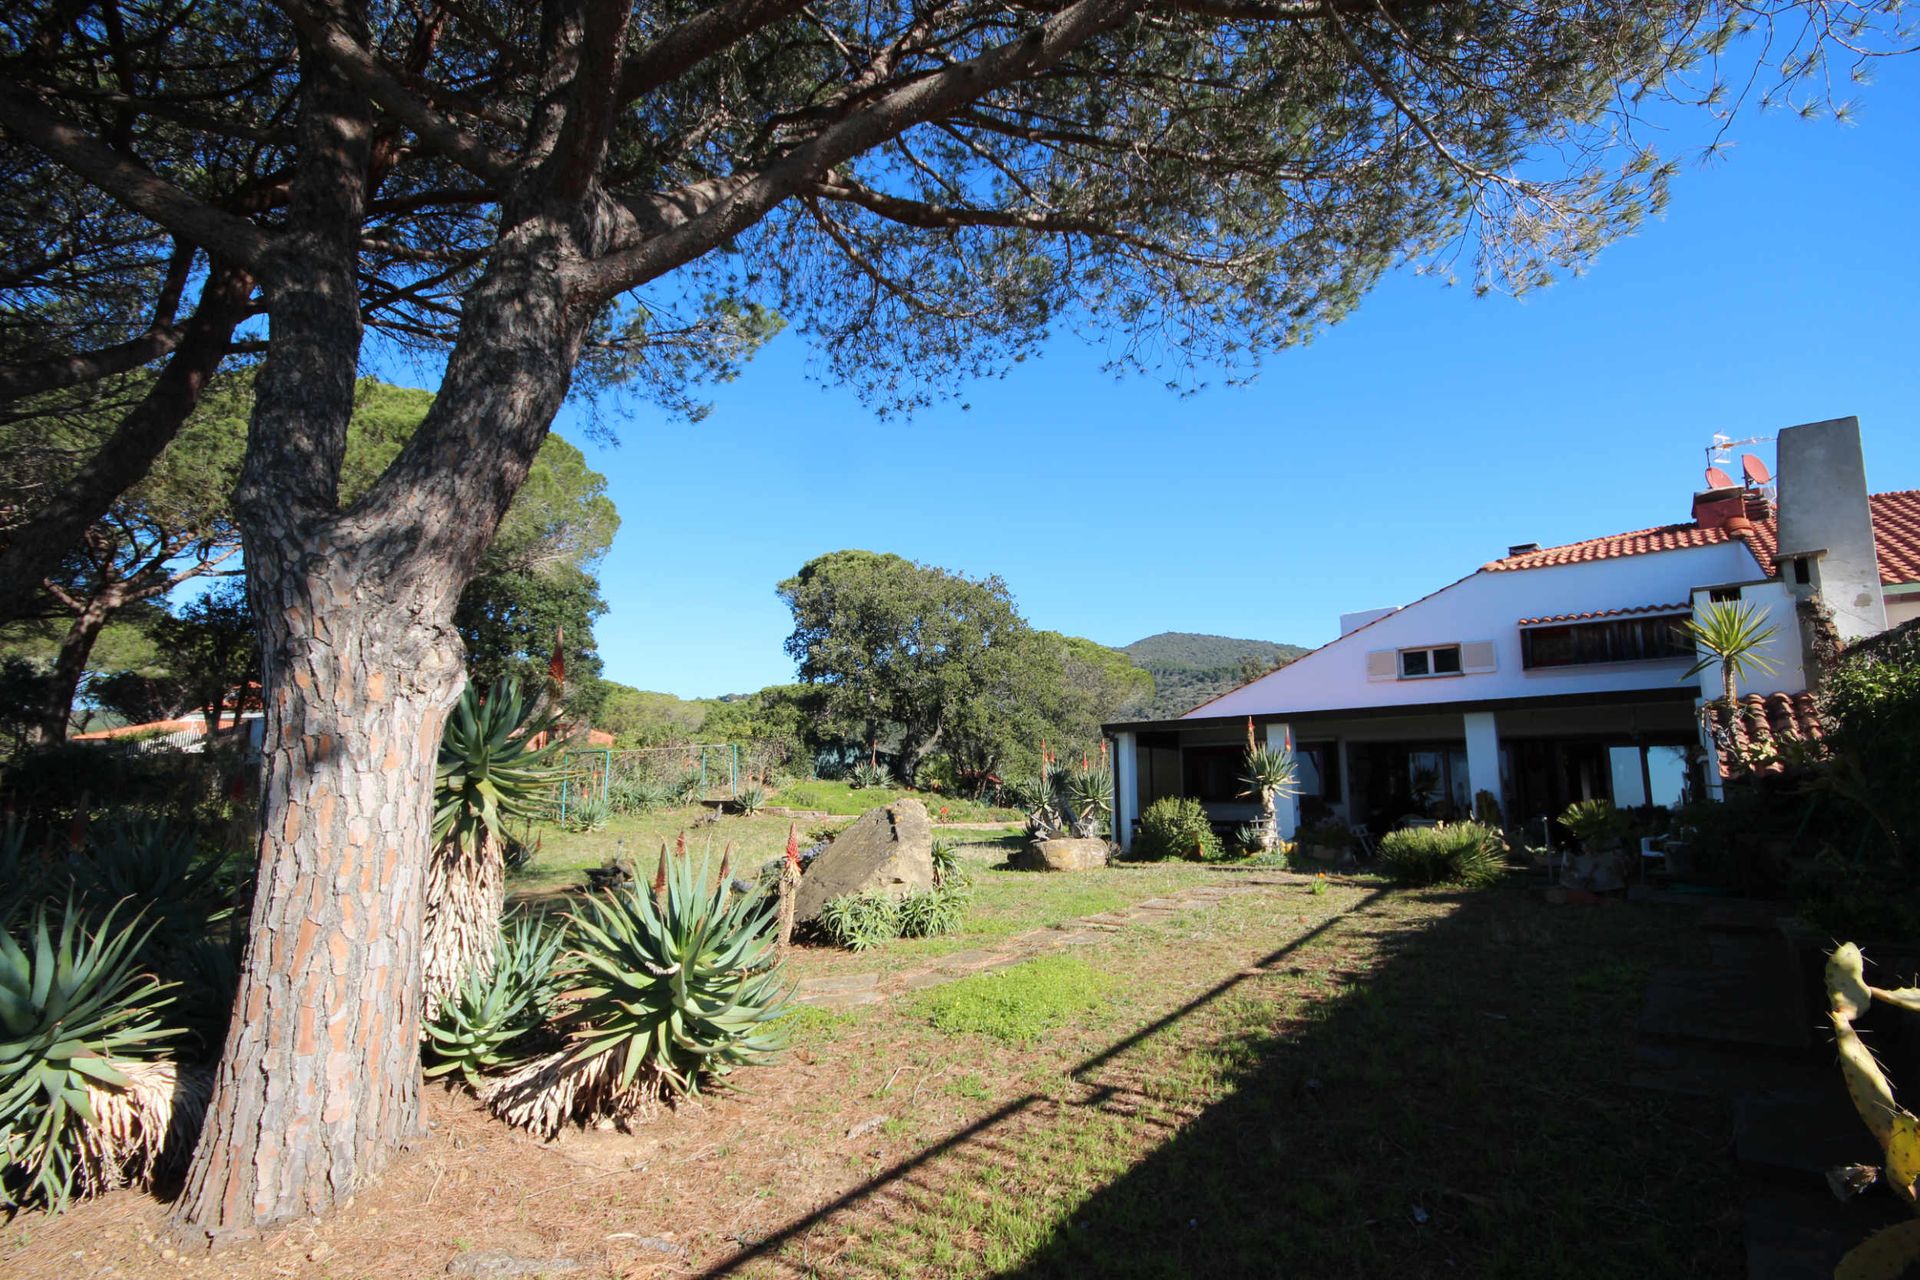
(173, 582, 465, 1234)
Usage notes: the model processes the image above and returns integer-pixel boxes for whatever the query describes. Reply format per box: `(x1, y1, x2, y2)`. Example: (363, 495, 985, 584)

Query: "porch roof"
(1102, 683, 1698, 737)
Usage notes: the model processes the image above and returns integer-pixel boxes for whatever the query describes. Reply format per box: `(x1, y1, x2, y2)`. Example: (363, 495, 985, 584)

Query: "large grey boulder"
(1019, 837, 1109, 872)
(794, 798, 935, 922)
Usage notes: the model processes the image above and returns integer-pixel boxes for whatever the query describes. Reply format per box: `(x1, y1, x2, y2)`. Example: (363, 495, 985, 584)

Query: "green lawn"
(729, 879, 1743, 1279)
(766, 778, 1021, 822)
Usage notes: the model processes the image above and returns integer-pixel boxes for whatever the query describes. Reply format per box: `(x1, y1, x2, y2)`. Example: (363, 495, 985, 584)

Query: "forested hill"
(1122, 632, 1311, 719)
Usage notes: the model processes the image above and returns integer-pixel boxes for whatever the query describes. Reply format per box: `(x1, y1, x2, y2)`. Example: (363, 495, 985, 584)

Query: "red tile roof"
(1483, 520, 1775, 575)
(1707, 692, 1825, 779)
(1870, 490, 1920, 584)
(1516, 602, 1691, 627)
(1483, 490, 1920, 584)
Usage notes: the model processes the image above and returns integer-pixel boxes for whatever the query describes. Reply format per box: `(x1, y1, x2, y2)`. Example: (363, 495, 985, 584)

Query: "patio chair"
(1348, 825, 1376, 860)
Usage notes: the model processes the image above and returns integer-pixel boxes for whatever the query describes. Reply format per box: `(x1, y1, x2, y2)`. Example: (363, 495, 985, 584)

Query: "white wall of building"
(1193, 539, 1767, 720)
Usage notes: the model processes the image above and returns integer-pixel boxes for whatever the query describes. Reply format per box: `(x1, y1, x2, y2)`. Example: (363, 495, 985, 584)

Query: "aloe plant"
(1062, 759, 1114, 838)
(0, 901, 177, 1209)
(1238, 746, 1299, 853)
(481, 854, 789, 1136)
(426, 677, 566, 1006)
(424, 915, 564, 1089)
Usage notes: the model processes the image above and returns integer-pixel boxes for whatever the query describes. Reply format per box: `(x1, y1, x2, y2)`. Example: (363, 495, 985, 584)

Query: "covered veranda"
(1105, 688, 1709, 853)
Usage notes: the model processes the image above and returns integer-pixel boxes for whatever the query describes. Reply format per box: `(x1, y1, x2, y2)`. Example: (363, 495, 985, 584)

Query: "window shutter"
(1366, 650, 1398, 682)
(1461, 640, 1498, 673)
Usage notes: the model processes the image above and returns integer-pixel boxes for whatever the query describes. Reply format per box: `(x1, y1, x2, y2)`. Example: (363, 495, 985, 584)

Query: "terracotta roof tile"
(1870, 490, 1920, 584)
(1707, 692, 1825, 779)
(1516, 602, 1691, 627)
(1483, 520, 1776, 576)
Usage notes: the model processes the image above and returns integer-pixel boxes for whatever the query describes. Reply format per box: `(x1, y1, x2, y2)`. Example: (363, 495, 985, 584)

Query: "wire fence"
(550, 741, 792, 823)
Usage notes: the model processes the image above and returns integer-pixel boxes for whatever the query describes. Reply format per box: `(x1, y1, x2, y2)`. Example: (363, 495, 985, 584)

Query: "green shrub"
(1133, 796, 1222, 861)
(608, 777, 673, 815)
(734, 784, 767, 816)
(1377, 822, 1505, 887)
(898, 882, 972, 939)
(913, 954, 1115, 1043)
(817, 891, 903, 951)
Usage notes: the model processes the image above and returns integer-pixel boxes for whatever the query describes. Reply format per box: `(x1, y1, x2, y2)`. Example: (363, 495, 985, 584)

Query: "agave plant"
(733, 785, 767, 816)
(1238, 747, 1299, 853)
(847, 760, 890, 791)
(481, 854, 789, 1136)
(0, 901, 178, 1209)
(424, 914, 564, 1090)
(1062, 760, 1114, 839)
(425, 677, 566, 1007)
(68, 816, 230, 949)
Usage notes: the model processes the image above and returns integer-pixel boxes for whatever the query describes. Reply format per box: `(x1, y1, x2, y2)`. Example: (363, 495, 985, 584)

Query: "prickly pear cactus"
(1826, 943, 1920, 1280)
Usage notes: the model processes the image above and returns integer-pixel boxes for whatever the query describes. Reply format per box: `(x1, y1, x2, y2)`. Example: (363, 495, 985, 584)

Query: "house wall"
(1191, 540, 1765, 720)
(1887, 593, 1920, 628)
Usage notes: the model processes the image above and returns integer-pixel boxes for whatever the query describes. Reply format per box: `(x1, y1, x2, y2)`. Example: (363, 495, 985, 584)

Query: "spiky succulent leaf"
(435, 677, 566, 854)
(0, 901, 177, 1210)
(562, 854, 789, 1097)
(424, 915, 564, 1089)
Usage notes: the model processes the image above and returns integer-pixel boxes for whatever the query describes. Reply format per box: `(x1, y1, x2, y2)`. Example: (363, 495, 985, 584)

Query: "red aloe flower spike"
(653, 844, 668, 897)
(785, 821, 801, 870)
(719, 843, 732, 882)
(675, 830, 687, 857)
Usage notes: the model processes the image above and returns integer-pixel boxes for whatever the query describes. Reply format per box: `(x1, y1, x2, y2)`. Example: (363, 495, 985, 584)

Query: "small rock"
(444, 1251, 583, 1277)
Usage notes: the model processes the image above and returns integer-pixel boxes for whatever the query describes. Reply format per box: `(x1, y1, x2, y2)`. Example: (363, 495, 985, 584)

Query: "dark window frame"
(1520, 613, 1692, 670)
(1399, 644, 1463, 679)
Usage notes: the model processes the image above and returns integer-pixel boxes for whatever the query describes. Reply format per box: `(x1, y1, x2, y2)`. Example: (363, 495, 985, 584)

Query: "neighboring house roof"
(1516, 602, 1691, 627)
(1870, 490, 1920, 585)
(72, 717, 213, 741)
(1707, 692, 1825, 779)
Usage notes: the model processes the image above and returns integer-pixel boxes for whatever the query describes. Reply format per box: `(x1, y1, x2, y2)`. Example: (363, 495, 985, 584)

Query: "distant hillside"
(1122, 632, 1311, 719)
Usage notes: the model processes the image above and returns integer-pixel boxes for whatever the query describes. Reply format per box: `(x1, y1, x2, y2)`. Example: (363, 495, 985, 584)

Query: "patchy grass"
(0, 878, 1742, 1280)
(912, 955, 1118, 1044)
(781, 859, 1247, 981)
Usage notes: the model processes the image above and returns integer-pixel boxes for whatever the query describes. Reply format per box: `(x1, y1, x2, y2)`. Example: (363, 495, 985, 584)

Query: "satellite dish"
(1742, 454, 1772, 486)
(1705, 466, 1737, 490)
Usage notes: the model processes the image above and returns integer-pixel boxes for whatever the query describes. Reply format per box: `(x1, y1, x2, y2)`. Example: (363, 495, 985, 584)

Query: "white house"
(1104, 416, 1920, 851)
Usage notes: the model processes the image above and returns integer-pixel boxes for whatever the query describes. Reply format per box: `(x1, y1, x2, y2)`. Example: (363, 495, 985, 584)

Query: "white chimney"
(1775, 416, 1887, 642)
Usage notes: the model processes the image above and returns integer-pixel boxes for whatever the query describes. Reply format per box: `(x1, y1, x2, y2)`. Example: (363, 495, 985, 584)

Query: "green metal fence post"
(731, 743, 739, 797)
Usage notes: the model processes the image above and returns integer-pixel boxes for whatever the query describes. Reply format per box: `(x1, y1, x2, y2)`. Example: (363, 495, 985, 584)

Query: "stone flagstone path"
(793, 871, 1313, 1011)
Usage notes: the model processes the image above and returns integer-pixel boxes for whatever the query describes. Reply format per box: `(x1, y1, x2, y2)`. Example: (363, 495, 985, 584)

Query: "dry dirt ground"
(0, 872, 1742, 1279)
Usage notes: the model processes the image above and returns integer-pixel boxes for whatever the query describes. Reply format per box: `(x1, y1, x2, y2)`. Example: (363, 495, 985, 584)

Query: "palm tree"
(1681, 600, 1781, 709)
(1239, 746, 1300, 853)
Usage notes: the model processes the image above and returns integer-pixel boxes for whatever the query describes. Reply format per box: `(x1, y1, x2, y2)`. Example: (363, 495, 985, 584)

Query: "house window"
(1709, 587, 1742, 603)
(1521, 615, 1691, 670)
(1792, 557, 1812, 585)
(1182, 746, 1248, 803)
(1400, 645, 1462, 678)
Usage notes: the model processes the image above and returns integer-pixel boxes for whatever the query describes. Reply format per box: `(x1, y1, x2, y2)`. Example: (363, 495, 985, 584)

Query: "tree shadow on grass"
(701, 883, 1743, 1279)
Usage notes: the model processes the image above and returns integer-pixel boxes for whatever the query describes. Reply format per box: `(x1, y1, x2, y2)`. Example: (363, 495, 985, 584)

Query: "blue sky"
(545, 58, 1920, 699)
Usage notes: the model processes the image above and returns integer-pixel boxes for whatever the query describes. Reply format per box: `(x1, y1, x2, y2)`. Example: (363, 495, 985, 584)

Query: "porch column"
(1112, 731, 1138, 853)
(1463, 712, 1502, 821)
(1265, 722, 1300, 840)
(1697, 712, 1725, 803)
